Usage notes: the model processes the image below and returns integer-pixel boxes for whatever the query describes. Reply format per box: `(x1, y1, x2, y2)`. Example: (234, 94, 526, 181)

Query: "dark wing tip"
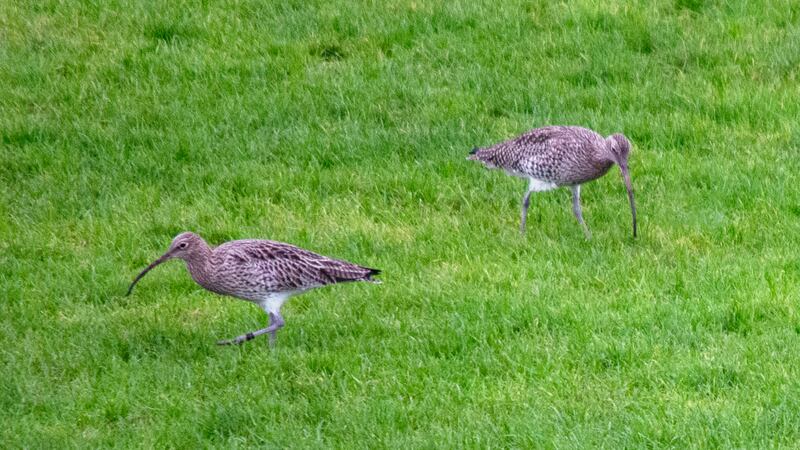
(323, 265, 382, 284)
(364, 267, 382, 284)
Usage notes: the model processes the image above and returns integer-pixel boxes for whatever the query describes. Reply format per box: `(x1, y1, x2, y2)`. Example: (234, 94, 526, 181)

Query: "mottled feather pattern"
(200, 240, 379, 302)
(470, 126, 614, 185)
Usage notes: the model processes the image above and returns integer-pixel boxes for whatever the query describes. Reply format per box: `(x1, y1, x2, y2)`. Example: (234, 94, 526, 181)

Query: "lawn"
(2, 0, 800, 447)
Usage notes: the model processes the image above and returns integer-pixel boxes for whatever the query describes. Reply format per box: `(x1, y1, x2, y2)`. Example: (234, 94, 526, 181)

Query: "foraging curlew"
(126, 232, 381, 346)
(468, 125, 637, 238)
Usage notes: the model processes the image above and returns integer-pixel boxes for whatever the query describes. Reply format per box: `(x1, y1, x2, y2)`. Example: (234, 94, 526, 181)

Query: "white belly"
(258, 291, 303, 314)
(527, 177, 558, 192)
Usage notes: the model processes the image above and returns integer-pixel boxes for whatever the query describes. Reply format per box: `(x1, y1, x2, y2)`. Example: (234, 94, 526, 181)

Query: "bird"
(468, 125, 637, 238)
(126, 232, 381, 346)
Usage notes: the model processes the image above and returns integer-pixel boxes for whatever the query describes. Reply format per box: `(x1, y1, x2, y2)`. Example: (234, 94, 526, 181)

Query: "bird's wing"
(215, 240, 379, 291)
(471, 126, 596, 179)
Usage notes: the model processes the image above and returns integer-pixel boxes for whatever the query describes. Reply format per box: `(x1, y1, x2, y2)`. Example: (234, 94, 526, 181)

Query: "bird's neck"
(184, 243, 214, 288)
(598, 140, 615, 165)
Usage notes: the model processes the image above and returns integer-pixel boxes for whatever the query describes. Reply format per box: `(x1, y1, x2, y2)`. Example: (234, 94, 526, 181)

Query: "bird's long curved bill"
(126, 254, 169, 296)
(620, 165, 637, 238)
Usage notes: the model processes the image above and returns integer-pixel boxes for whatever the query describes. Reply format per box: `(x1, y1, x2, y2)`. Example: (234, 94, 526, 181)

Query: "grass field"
(2, 0, 800, 447)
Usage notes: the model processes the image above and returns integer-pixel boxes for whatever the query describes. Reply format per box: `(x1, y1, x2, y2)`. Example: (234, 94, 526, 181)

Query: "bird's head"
(125, 231, 207, 296)
(164, 231, 206, 261)
(606, 133, 631, 167)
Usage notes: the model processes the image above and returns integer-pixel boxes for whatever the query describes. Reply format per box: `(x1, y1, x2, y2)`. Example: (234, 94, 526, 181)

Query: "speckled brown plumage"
(469, 125, 637, 238)
(126, 232, 381, 346)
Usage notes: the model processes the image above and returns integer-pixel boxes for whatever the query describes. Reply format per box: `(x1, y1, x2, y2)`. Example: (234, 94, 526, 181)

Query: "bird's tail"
(467, 146, 499, 168)
(363, 267, 382, 284)
(321, 262, 382, 285)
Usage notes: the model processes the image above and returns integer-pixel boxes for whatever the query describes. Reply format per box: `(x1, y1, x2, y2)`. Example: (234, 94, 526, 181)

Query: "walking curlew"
(468, 125, 637, 238)
(126, 232, 381, 346)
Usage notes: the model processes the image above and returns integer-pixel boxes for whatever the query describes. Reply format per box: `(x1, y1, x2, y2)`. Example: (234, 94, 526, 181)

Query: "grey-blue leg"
(520, 189, 533, 233)
(217, 312, 285, 346)
(267, 312, 281, 347)
(520, 178, 558, 234)
(571, 185, 591, 239)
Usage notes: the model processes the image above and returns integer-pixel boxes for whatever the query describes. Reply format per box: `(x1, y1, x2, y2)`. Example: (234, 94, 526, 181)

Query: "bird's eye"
(179, 242, 188, 249)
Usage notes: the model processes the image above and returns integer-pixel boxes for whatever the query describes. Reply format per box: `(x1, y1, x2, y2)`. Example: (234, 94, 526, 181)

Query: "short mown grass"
(2, 0, 800, 447)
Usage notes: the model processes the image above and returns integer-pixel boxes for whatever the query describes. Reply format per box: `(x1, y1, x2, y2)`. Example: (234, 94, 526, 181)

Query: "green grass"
(2, 0, 800, 447)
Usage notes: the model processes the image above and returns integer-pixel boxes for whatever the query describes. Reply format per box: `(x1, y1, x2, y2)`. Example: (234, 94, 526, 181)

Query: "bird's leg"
(520, 189, 533, 234)
(571, 185, 592, 239)
(217, 312, 285, 346)
(268, 312, 279, 347)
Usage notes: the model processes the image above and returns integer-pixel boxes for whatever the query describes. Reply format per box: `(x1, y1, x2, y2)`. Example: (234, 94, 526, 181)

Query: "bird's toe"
(216, 337, 239, 346)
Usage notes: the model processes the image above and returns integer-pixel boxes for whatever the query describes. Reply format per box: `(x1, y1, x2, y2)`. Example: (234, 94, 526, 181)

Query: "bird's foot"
(216, 332, 255, 346)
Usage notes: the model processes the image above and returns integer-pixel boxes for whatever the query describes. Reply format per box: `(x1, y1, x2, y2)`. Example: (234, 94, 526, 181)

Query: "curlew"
(126, 232, 381, 346)
(468, 125, 637, 238)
